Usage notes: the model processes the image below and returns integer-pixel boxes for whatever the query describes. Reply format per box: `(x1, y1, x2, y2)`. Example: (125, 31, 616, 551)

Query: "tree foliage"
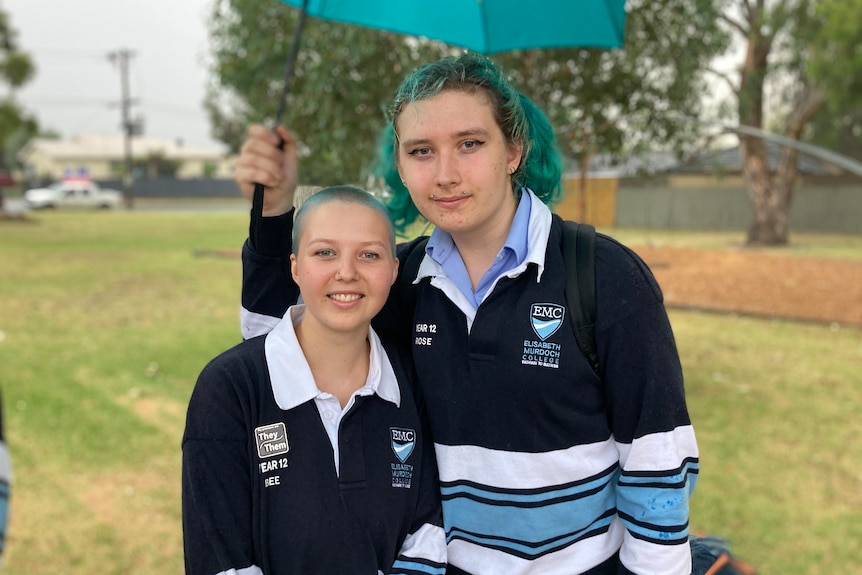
(808, 0, 862, 113)
(805, 0, 862, 162)
(0, 6, 37, 172)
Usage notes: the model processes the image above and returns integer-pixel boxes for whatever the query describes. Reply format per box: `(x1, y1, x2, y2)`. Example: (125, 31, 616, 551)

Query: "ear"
(390, 257, 400, 286)
(290, 254, 299, 283)
(508, 140, 524, 173)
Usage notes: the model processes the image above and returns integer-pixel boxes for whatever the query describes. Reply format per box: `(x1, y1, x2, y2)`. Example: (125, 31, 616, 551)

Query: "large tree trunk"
(742, 85, 825, 246)
(739, 136, 789, 245)
(736, 2, 783, 245)
(734, 2, 826, 246)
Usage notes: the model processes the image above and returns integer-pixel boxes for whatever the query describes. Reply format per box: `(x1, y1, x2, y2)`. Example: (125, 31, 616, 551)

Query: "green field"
(1, 211, 860, 574)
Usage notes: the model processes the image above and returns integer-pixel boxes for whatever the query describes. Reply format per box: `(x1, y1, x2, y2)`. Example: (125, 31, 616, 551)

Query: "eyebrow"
(306, 238, 388, 248)
(399, 127, 491, 149)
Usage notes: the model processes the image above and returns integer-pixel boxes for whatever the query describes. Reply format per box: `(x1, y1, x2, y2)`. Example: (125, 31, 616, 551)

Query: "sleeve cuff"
(250, 208, 295, 257)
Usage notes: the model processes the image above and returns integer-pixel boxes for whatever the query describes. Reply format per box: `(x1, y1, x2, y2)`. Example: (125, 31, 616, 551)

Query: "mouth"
(433, 194, 469, 207)
(328, 293, 363, 303)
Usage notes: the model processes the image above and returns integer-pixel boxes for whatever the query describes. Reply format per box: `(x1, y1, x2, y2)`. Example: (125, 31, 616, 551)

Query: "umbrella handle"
(251, 182, 265, 249)
(252, 0, 309, 235)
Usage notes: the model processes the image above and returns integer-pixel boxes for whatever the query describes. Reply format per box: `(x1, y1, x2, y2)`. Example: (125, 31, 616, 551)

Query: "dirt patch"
(197, 246, 862, 326)
(632, 245, 862, 326)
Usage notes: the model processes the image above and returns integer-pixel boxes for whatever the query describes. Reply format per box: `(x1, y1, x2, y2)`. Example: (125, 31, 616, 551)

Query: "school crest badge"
(530, 303, 565, 341)
(390, 427, 416, 463)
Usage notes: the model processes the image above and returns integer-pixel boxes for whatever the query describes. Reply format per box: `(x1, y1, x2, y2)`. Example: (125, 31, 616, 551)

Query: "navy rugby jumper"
(182, 326, 445, 575)
(240, 191, 699, 575)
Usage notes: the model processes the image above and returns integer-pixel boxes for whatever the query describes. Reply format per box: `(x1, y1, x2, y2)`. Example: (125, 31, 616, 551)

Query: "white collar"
(264, 305, 401, 411)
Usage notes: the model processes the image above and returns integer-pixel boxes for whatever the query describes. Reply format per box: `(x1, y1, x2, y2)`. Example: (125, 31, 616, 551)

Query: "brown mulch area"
(632, 245, 862, 327)
(195, 245, 862, 327)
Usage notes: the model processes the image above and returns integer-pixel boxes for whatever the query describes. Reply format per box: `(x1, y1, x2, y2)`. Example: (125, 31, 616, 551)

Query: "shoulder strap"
(399, 237, 429, 316)
(560, 220, 599, 376)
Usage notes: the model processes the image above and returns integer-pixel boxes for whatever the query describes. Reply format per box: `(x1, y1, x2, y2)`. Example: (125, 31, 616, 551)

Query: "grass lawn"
(1, 211, 860, 574)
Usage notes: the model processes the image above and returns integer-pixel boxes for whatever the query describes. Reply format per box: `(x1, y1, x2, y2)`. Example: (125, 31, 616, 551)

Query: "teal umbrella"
(271, 0, 626, 120)
(279, 0, 626, 54)
(253, 0, 627, 218)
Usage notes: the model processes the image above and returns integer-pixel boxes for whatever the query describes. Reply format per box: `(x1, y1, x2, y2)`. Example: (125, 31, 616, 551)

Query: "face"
(395, 89, 523, 243)
(290, 201, 398, 339)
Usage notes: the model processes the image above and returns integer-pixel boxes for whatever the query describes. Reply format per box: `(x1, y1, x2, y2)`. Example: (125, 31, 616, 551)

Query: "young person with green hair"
(233, 52, 699, 575)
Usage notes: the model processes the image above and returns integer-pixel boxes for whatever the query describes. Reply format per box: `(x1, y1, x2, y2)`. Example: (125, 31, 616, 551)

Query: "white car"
(25, 180, 123, 210)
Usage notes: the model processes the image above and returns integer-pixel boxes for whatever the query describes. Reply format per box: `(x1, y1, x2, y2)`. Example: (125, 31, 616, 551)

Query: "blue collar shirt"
(418, 188, 553, 331)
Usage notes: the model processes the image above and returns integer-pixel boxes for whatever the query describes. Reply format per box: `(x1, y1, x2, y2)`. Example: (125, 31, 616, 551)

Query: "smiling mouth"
(329, 293, 363, 302)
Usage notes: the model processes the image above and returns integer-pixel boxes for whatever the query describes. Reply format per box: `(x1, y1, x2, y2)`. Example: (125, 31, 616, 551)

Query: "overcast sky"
(4, 0, 224, 150)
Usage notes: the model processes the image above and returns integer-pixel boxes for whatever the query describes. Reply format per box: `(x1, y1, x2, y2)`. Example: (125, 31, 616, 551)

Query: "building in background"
(16, 134, 234, 184)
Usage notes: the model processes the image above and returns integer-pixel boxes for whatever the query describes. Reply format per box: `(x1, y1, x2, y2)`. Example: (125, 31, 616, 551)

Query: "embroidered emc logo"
(530, 303, 565, 341)
(390, 427, 416, 463)
(254, 422, 289, 459)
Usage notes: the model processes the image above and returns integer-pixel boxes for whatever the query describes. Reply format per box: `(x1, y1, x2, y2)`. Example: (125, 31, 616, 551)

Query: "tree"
(805, 0, 862, 162)
(0, 6, 37, 213)
(495, 0, 729, 216)
(136, 152, 182, 178)
(206, 0, 449, 185)
(0, 6, 36, 168)
(714, 0, 862, 246)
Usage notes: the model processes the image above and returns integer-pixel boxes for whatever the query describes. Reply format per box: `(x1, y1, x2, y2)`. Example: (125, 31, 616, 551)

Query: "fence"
(97, 177, 241, 199)
(557, 176, 862, 234)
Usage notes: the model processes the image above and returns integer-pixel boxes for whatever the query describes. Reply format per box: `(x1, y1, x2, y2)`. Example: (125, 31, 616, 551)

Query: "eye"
(360, 251, 380, 260)
(408, 147, 432, 157)
(314, 248, 336, 257)
(462, 140, 484, 151)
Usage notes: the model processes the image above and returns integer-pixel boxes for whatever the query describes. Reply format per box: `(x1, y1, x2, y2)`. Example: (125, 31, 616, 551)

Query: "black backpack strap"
(398, 237, 429, 317)
(560, 219, 599, 376)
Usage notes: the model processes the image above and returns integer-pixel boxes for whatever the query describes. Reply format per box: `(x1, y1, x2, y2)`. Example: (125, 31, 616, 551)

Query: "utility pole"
(108, 48, 138, 209)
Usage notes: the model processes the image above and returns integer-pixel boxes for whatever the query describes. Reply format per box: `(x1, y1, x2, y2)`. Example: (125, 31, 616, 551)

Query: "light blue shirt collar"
(422, 189, 550, 308)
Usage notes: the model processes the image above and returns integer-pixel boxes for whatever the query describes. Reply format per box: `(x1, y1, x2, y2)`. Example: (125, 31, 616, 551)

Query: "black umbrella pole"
(274, 0, 309, 127)
(253, 0, 309, 228)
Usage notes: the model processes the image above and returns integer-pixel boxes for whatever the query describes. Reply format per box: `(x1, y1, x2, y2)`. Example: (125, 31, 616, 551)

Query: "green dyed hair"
(373, 52, 563, 232)
(292, 185, 396, 257)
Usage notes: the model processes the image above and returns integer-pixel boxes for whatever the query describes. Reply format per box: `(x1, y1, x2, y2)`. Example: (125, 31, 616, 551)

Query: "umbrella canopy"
(278, 0, 627, 53)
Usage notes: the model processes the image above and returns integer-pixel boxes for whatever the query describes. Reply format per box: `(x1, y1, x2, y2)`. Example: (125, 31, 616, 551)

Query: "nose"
(335, 256, 358, 281)
(435, 151, 460, 188)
